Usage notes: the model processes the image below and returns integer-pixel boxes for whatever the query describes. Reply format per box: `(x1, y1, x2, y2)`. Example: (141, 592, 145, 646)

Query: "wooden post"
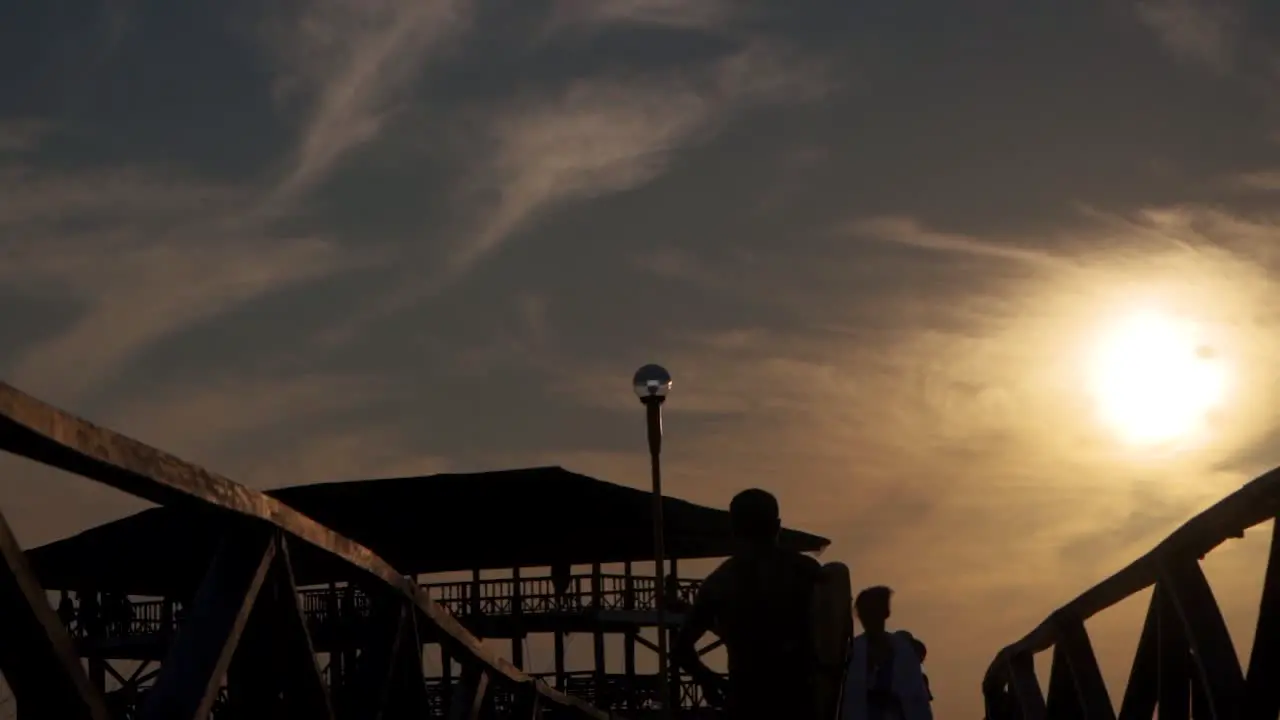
(511, 566, 523, 670)
(624, 561, 637, 710)
(592, 562, 606, 705)
(470, 570, 481, 618)
(669, 556, 679, 708)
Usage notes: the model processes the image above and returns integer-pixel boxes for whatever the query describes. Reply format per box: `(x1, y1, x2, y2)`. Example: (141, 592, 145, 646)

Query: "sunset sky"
(5, 0, 1280, 717)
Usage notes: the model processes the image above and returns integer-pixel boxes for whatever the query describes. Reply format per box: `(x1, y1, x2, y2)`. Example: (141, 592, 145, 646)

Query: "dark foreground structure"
(983, 473, 1280, 720)
(0, 382, 829, 719)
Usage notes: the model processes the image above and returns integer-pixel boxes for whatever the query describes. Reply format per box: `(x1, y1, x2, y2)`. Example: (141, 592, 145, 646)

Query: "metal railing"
(0, 381, 613, 719)
(983, 468, 1280, 720)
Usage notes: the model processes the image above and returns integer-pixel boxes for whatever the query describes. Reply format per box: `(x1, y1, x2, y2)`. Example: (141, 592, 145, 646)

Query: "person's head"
(854, 585, 893, 630)
(729, 489, 781, 546)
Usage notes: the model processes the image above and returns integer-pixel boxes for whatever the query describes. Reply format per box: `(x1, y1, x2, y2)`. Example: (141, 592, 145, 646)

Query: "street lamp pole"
(633, 364, 673, 718)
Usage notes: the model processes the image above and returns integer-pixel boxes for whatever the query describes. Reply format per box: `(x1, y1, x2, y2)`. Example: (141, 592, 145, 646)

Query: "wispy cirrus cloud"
(547, 0, 735, 34)
(848, 216, 1066, 267)
(262, 0, 473, 206)
(0, 155, 381, 402)
(317, 38, 834, 340)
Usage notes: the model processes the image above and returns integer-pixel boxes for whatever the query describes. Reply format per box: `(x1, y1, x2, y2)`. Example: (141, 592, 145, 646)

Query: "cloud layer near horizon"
(6, 0, 1280, 717)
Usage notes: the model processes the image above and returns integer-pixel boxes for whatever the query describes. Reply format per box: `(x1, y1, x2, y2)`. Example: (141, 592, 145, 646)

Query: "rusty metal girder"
(983, 459, 1280, 720)
(0, 381, 610, 719)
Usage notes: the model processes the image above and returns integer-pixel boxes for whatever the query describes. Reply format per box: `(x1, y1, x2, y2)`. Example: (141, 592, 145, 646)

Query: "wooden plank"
(0, 382, 608, 719)
(0, 509, 109, 720)
(139, 528, 276, 720)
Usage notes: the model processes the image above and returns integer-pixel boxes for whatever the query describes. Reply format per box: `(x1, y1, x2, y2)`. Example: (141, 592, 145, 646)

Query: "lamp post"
(632, 363, 672, 717)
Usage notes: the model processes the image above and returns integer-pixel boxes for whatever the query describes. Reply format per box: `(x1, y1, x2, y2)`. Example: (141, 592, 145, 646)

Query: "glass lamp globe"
(632, 364, 672, 400)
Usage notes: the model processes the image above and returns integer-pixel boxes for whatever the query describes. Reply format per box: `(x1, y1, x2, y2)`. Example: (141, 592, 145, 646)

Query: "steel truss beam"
(0, 381, 611, 719)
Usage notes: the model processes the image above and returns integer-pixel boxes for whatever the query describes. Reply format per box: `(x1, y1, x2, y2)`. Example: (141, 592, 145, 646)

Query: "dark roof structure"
(27, 466, 830, 595)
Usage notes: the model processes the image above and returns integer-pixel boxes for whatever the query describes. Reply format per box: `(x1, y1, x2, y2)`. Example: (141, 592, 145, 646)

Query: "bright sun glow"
(1086, 309, 1229, 446)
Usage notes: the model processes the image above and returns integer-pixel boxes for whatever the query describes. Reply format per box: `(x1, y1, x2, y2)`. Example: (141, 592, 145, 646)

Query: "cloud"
(0, 162, 381, 401)
(316, 40, 833, 341)
(547, 0, 735, 34)
(847, 216, 1067, 267)
(452, 40, 831, 273)
(104, 371, 389, 461)
(262, 0, 473, 204)
(1134, 0, 1241, 72)
(1228, 169, 1280, 192)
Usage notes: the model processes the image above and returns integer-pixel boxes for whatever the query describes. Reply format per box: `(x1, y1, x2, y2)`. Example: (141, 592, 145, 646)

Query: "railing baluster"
(0, 507, 109, 720)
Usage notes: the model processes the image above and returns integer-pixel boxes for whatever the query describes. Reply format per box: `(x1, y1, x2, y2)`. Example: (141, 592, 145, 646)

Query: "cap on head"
(730, 488, 781, 543)
(854, 585, 893, 623)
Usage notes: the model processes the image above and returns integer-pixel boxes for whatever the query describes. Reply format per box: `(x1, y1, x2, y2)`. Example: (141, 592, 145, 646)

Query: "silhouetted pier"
(0, 381, 830, 719)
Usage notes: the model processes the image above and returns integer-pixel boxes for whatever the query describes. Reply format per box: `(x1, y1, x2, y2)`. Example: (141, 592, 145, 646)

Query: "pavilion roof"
(26, 466, 830, 594)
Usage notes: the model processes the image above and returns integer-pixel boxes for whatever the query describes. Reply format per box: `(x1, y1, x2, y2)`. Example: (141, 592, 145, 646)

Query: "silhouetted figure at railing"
(101, 592, 132, 636)
(552, 562, 571, 604)
(665, 575, 692, 614)
(675, 488, 822, 720)
(79, 590, 100, 638)
(57, 590, 76, 633)
(841, 586, 932, 720)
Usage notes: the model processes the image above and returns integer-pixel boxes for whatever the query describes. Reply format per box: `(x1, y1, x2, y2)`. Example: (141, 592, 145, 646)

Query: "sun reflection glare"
(1086, 308, 1230, 446)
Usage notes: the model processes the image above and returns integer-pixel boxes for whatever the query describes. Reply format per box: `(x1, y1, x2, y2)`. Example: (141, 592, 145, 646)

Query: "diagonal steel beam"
(139, 528, 277, 720)
(0, 381, 609, 718)
(0, 508, 109, 720)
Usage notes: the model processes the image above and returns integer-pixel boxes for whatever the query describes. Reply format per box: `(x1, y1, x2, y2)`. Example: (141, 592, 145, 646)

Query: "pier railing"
(0, 381, 613, 719)
(983, 468, 1280, 720)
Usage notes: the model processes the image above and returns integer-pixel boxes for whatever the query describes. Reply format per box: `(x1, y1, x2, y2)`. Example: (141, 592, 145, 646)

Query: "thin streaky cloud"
(1229, 169, 1280, 192)
(6, 236, 363, 400)
(264, 0, 473, 207)
(547, 0, 735, 34)
(317, 42, 829, 344)
(848, 216, 1065, 267)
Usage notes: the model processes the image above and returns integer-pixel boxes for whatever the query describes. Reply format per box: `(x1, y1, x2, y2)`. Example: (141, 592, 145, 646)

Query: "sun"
(1085, 308, 1229, 445)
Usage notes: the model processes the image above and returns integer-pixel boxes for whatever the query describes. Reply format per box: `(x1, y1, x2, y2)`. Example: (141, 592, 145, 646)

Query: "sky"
(4, 0, 1280, 716)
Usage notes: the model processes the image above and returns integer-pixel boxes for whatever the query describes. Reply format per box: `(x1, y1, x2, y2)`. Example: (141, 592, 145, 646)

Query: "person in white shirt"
(840, 586, 933, 720)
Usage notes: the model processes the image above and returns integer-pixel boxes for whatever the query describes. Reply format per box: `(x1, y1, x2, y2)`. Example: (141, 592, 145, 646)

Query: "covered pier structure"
(28, 466, 830, 717)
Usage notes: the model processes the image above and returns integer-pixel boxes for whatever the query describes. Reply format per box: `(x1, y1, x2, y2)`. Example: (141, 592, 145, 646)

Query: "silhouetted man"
(674, 489, 822, 720)
(842, 586, 932, 720)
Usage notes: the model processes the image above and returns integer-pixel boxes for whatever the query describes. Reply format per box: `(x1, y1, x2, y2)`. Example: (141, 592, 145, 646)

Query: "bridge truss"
(984, 467, 1280, 720)
(0, 382, 614, 720)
